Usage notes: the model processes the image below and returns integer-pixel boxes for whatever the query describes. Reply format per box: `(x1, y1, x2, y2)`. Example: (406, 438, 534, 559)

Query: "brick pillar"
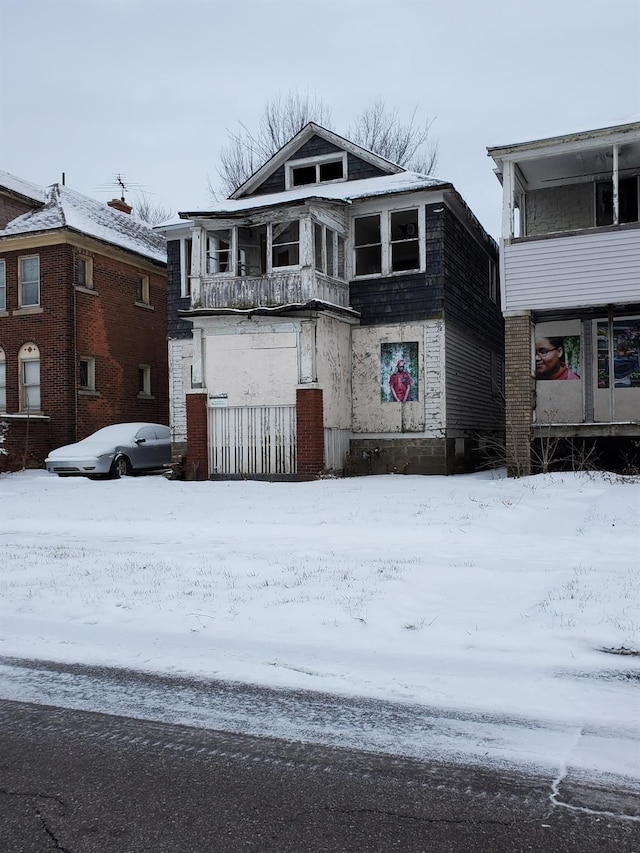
(185, 392, 209, 480)
(296, 387, 324, 480)
(505, 314, 534, 476)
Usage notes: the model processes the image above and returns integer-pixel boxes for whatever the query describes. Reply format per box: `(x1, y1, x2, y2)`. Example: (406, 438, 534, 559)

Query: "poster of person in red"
(381, 343, 418, 402)
(389, 359, 412, 402)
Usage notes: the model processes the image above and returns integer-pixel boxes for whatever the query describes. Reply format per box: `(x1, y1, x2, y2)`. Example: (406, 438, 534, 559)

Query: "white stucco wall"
(351, 321, 445, 436)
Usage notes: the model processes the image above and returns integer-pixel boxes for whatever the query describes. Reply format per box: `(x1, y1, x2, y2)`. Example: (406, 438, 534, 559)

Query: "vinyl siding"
(503, 226, 640, 313)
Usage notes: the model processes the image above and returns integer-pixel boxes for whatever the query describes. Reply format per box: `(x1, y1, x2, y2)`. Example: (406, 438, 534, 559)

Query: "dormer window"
(286, 152, 347, 190)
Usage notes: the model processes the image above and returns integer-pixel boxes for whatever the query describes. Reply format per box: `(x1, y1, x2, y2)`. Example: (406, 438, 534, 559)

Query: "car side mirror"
(135, 438, 146, 444)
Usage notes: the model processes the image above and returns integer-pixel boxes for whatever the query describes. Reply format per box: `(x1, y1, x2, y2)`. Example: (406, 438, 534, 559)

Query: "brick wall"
(296, 387, 324, 479)
(504, 314, 533, 475)
(185, 392, 208, 480)
(0, 240, 168, 464)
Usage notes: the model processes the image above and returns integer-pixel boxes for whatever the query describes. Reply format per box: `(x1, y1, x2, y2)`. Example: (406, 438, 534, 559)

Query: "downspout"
(73, 259, 78, 441)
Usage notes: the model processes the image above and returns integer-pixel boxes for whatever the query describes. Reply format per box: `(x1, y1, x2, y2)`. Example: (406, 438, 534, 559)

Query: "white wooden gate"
(208, 405, 296, 476)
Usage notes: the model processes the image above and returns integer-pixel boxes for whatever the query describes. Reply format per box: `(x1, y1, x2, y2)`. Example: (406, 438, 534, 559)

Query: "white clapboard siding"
(504, 228, 640, 313)
(324, 428, 351, 472)
(208, 405, 296, 475)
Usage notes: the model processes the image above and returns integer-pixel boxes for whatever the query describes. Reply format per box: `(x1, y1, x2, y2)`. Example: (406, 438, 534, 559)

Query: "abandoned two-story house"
(0, 171, 168, 468)
(158, 123, 502, 479)
(488, 118, 640, 475)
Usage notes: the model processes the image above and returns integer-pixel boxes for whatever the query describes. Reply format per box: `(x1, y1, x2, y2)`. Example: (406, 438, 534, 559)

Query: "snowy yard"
(1, 468, 638, 782)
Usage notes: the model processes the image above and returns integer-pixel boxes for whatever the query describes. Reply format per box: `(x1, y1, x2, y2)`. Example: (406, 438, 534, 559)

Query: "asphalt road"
(1, 699, 639, 853)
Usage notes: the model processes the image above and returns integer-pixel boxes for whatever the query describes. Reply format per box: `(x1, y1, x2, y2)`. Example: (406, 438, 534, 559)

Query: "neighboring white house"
(158, 123, 502, 479)
(488, 118, 640, 474)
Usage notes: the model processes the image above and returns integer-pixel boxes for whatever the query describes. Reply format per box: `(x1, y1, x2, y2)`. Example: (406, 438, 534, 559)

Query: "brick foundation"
(296, 387, 324, 479)
(185, 392, 208, 480)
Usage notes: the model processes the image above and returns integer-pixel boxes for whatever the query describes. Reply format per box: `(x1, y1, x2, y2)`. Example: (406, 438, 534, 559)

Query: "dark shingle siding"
(245, 136, 392, 197)
(167, 240, 192, 338)
(441, 206, 503, 350)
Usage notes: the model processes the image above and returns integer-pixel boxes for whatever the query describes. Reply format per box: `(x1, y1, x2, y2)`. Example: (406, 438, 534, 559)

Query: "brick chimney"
(107, 197, 132, 215)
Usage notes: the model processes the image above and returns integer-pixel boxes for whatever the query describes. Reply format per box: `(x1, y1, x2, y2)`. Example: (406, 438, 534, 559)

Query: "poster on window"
(534, 334, 581, 381)
(381, 342, 418, 402)
(597, 319, 640, 388)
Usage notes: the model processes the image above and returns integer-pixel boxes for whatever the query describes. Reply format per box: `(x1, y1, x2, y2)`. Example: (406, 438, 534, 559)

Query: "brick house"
(157, 123, 502, 480)
(0, 171, 168, 469)
(488, 118, 640, 475)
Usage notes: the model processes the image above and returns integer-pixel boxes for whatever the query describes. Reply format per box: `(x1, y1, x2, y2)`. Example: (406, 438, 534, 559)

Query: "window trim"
(137, 363, 152, 397)
(75, 255, 94, 290)
(19, 255, 40, 308)
(0, 259, 6, 312)
(285, 152, 348, 190)
(79, 356, 96, 391)
(180, 237, 193, 297)
(135, 274, 150, 305)
(353, 207, 423, 278)
(18, 342, 41, 413)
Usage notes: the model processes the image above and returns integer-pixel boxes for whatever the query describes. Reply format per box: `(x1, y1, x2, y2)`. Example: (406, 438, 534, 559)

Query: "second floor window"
(314, 222, 346, 279)
(135, 275, 150, 304)
(76, 256, 93, 288)
(207, 230, 231, 274)
(354, 209, 421, 277)
(272, 221, 299, 267)
(354, 215, 382, 275)
(19, 256, 40, 307)
(596, 177, 640, 226)
(0, 260, 5, 311)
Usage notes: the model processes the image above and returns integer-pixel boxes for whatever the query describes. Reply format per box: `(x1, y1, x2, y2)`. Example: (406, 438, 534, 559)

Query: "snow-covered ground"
(1, 469, 638, 787)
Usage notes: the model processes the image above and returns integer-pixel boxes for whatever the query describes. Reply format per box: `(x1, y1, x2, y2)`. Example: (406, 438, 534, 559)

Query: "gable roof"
(0, 169, 46, 205)
(0, 183, 166, 264)
(230, 122, 405, 199)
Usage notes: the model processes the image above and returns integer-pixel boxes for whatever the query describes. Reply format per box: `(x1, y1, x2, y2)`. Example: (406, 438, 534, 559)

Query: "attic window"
(286, 152, 347, 189)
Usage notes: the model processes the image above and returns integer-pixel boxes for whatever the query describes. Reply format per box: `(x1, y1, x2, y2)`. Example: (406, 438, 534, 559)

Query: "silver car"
(45, 423, 171, 479)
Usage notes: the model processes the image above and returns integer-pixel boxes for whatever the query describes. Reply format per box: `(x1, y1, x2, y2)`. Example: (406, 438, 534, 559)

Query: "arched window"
(0, 348, 6, 411)
(18, 342, 40, 412)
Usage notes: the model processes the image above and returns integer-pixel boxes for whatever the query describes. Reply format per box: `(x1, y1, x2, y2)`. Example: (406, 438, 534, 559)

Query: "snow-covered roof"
(0, 183, 166, 264)
(177, 171, 449, 221)
(0, 169, 46, 204)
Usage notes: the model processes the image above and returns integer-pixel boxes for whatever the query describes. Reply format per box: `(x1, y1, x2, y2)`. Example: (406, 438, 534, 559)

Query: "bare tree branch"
(133, 193, 174, 226)
(214, 90, 438, 199)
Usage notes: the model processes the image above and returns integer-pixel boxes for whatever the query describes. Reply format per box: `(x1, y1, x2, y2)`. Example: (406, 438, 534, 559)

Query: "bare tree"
(133, 193, 174, 227)
(348, 99, 438, 175)
(215, 90, 437, 198)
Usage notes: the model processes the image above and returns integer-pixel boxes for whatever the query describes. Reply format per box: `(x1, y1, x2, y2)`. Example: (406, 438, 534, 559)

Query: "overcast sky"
(1, 0, 639, 239)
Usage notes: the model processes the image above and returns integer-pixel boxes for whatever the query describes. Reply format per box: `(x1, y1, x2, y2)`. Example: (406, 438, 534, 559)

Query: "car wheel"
(110, 455, 131, 479)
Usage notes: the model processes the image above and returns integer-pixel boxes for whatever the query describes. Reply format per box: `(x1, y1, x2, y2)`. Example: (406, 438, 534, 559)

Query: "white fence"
(208, 405, 296, 476)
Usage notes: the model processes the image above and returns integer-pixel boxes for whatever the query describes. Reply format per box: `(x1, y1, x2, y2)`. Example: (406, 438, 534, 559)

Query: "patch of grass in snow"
(536, 564, 640, 639)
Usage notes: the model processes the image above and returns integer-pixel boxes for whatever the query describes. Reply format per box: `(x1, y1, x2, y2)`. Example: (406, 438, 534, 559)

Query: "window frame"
(0, 259, 6, 312)
(18, 342, 41, 413)
(79, 356, 96, 391)
(353, 207, 423, 278)
(135, 274, 150, 305)
(270, 220, 300, 269)
(76, 255, 94, 289)
(313, 220, 346, 279)
(285, 152, 348, 190)
(180, 237, 193, 297)
(137, 363, 152, 397)
(19, 255, 40, 308)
